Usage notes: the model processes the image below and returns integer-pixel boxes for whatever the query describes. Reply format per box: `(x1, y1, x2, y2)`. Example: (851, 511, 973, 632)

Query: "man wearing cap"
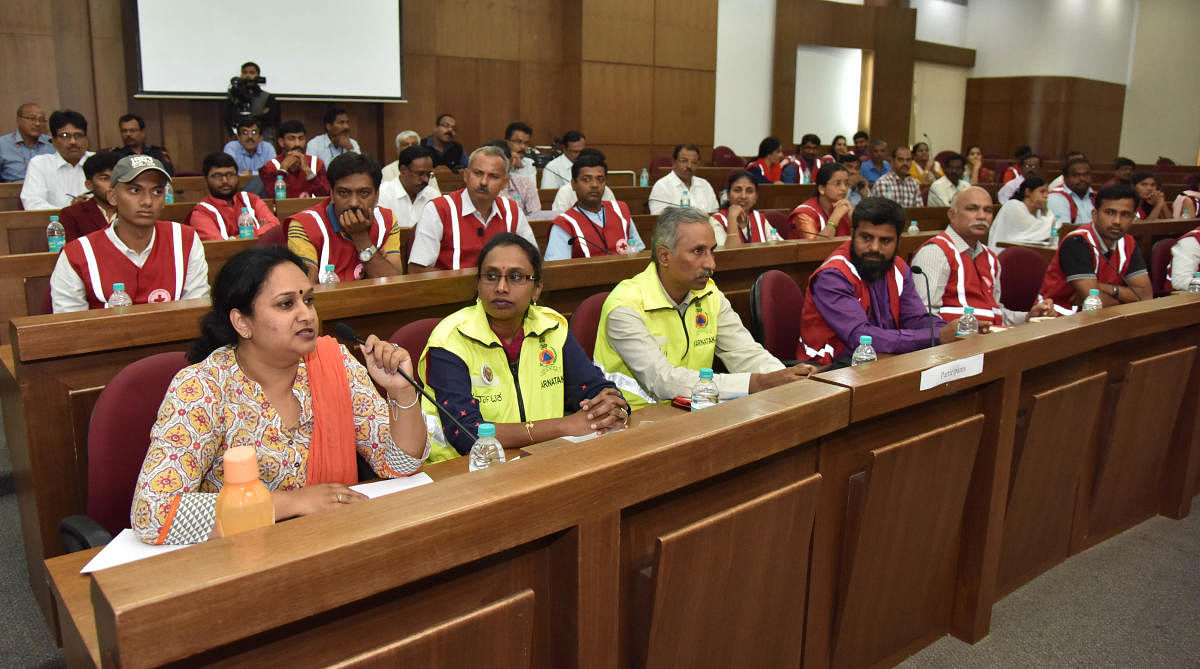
(185, 152, 280, 241)
(50, 155, 210, 312)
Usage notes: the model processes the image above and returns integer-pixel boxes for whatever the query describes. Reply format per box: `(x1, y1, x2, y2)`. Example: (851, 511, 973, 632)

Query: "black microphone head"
(332, 322, 366, 345)
(911, 266, 924, 275)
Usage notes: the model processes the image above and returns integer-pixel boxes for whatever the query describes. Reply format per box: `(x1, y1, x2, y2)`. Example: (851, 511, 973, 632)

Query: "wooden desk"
(998, 240, 1057, 261)
(0, 181, 22, 210)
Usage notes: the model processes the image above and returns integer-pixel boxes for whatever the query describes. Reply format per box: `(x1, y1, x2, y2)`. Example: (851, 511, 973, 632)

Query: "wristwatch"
(357, 244, 378, 263)
(1111, 284, 1120, 298)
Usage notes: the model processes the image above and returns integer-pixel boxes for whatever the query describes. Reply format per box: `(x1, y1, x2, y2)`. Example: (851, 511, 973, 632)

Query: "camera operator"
(227, 62, 279, 140)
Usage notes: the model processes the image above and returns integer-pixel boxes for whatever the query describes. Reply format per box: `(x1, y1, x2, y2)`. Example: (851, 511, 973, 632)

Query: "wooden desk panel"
(0, 181, 22, 211)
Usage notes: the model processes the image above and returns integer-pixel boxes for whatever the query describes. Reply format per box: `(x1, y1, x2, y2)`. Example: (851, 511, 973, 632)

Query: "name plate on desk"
(919, 353, 984, 391)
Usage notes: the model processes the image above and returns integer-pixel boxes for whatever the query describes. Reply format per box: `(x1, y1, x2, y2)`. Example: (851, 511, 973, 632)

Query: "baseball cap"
(111, 154, 172, 185)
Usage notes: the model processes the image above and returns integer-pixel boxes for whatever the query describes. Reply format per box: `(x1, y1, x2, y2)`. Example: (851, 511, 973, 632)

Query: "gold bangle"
(525, 421, 535, 443)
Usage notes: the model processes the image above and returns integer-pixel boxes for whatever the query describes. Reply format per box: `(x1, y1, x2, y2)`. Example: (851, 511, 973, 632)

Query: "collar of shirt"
(51, 150, 88, 170)
(233, 143, 266, 159)
(574, 204, 605, 225)
(459, 192, 503, 222)
(10, 131, 51, 148)
(105, 220, 157, 262)
(325, 202, 347, 237)
(1087, 225, 1113, 254)
(943, 225, 984, 258)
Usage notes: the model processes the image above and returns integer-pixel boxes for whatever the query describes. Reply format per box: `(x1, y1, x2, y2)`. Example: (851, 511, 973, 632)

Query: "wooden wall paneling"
(87, 0, 127, 151)
(1086, 346, 1196, 544)
(402, 0, 438, 56)
(476, 60, 523, 143)
(997, 369, 1107, 599)
(866, 5, 916, 150)
(1162, 342, 1200, 519)
(383, 53, 438, 156)
(653, 0, 718, 71)
(343, 101, 384, 163)
(519, 62, 575, 148)
(1066, 79, 1125, 162)
(550, 513, 621, 668)
(435, 58, 484, 152)
(518, 0, 568, 64)
(651, 68, 716, 148)
(1, 1, 59, 145)
(581, 0, 655, 65)
(158, 101, 198, 175)
(581, 63, 654, 146)
(433, 0, 521, 61)
(913, 40, 975, 68)
(831, 414, 984, 669)
(641, 474, 820, 668)
(51, 0, 99, 137)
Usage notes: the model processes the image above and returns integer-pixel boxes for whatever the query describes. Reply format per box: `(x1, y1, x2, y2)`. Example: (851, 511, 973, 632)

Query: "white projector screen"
(793, 45, 861, 144)
(134, 0, 404, 101)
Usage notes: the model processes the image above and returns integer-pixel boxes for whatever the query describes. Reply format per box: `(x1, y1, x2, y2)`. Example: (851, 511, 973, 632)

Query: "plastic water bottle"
(956, 306, 979, 336)
(107, 282, 132, 308)
(1182, 202, 1194, 218)
(1187, 272, 1200, 294)
(468, 423, 506, 471)
(214, 445, 274, 536)
(164, 182, 174, 204)
(46, 215, 65, 252)
(680, 189, 691, 207)
(237, 207, 255, 239)
(319, 264, 340, 285)
(907, 220, 920, 235)
(639, 168, 649, 187)
(1082, 288, 1103, 313)
(274, 175, 286, 200)
(851, 335, 877, 366)
(1048, 226, 1059, 248)
(689, 368, 719, 411)
(719, 188, 728, 205)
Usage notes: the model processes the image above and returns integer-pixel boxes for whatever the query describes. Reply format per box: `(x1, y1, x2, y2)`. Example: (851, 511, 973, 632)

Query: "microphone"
(333, 322, 478, 442)
(910, 267, 937, 349)
(568, 235, 615, 256)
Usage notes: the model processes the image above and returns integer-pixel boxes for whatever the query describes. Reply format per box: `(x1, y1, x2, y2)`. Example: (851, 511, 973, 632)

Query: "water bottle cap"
(699, 368, 714, 380)
(49, 215, 59, 222)
(241, 207, 249, 213)
(477, 423, 496, 437)
(859, 335, 872, 344)
(325, 264, 335, 271)
(963, 306, 975, 314)
(1194, 272, 1200, 277)
(910, 220, 917, 226)
(222, 445, 261, 484)
(112, 282, 125, 291)
(1088, 288, 1100, 295)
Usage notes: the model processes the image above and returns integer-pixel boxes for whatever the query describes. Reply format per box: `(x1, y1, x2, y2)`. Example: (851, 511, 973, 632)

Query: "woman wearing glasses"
(419, 233, 630, 462)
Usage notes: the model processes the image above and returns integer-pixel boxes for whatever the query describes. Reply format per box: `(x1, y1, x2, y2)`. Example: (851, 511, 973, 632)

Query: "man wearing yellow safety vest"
(593, 206, 817, 410)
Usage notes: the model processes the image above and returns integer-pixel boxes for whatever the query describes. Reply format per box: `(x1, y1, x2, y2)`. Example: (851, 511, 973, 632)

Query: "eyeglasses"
(437, 122, 457, 130)
(209, 172, 239, 181)
(480, 271, 536, 285)
(238, 129, 261, 136)
(55, 132, 86, 141)
(19, 115, 47, 123)
(402, 168, 435, 179)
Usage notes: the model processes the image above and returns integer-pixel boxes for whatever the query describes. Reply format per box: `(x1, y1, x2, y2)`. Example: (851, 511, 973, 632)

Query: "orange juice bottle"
(214, 445, 275, 537)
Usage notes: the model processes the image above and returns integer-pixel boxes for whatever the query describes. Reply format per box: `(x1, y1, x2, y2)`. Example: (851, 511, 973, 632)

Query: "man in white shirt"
(377, 145, 439, 229)
(306, 107, 361, 167)
(505, 121, 537, 181)
(540, 130, 586, 190)
(996, 154, 1042, 203)
(926, 153, 971, 208)
(1169, 224, 1200, 291)
(550, 148, 616, 211)
(381, 130, 420, 182)
(21, 110, 95, 210)
(648, 144, 720, 214)
(408, 145, 537, 272)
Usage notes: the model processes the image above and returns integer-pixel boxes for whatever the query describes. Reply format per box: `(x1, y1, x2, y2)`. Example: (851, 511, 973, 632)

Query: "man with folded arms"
(258, 120, 329, 199)
(21, 110, 94, 210)
(186, 152, 280, 241)
(593, 206, 814, 410)
(408, 144, 536, 272)
(798, 197, 957, 367)
(545, 151, 643, 260)
(1038, 184, 1152, 313)
(911, 187, 1056, 326)
(51, 155, 209, 312)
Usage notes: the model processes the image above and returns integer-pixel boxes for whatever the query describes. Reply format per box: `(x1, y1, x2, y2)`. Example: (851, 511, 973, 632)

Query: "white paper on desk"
(350, 472, 433, 499)
(919, 353, 984, 391)
(560, 432, 599, 443)
(80, 529, 188, 573)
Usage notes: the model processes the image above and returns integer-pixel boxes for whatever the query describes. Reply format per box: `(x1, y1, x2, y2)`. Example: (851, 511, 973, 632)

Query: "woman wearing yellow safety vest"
(419, 233, 630, 462)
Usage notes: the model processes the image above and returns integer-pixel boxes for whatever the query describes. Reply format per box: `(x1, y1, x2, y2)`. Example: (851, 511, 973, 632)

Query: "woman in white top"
(988, 175, 1055, 252)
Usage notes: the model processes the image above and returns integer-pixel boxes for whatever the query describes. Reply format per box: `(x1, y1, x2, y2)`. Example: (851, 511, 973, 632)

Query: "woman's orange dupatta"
(303, 335, 357, 485)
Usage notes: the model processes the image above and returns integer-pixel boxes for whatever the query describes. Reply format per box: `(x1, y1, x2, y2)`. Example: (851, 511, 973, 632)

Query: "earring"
(241, 332, 251, 340)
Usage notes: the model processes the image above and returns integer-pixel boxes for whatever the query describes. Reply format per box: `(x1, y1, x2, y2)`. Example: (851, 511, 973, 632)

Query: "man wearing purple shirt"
(799, 197, 961, 367)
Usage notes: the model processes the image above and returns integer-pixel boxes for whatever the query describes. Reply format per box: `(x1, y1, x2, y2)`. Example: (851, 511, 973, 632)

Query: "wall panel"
(654, 0, 718, 70)
(581, 0, 656, 65)
(652, 69, 716, 147)
(581, 63, 654, 146)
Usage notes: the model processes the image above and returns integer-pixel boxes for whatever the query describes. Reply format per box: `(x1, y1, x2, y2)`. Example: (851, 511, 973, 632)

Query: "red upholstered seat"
(762, 210, 787, 236)
(1150, 237, 1176, 296)
(85, 351, 190, 537)
(255, 223, 285, 247)
(712, 146, 745, 168)
(933, 150, 955, 166)
(389, 318, 442, 360)
(649, 156, 673, 173)
(750, 270, 804, 361)
(568, 291, 610, 359)
(998, 246, 1049, 312)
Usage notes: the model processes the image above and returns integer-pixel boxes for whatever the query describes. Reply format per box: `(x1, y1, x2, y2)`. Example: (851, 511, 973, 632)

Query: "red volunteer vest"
(1038, 225, 1139, 314)
(746, 158, 783, 183)
(788, 155, 823, 183)
(63, 221, 197, 309)
(292, 199, 393, 281)
(191, 192, 263, 240)
(260, 154, 328, 198)
(789, 196, 850, 238)
(1002, 165, 1021, 183)
(1167, 227, 1200, 286)
(550, 201, 632, 258)
(712, 209, 771, 243)
(431, 189, 519, 270)
(1048, 187, 1094, 223)
(797, 241, 906, 364)
(918, 232, 1004, 325)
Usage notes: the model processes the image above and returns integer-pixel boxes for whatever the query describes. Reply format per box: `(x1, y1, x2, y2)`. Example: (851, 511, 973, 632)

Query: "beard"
(850, 247, 893, 283)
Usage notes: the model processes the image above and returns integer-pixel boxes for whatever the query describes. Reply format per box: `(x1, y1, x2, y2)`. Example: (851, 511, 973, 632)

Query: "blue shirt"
(306, 134, 361, 168)
(860, 160, 891, 185)
(1048, 187, 1095, 224)
(222, 140, 276, 174)
(544, 205, 645, 260)
(0, 131, 54, 181)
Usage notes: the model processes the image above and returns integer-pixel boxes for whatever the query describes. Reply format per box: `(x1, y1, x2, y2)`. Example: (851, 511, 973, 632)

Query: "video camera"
(228, 76, 267, 114)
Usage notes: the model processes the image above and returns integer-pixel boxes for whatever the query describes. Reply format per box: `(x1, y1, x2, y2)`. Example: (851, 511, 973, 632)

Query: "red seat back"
(712, 146, 745, 168)
(762, 210, 787, 236)
(389, 318, 442, 359)
(649, 156, 673, 173)
(998, 246, 1049, 312)
(1150, 237, 1176, 296)
(750, 270, 804, 360)
(933, 150, 955, 166)
(86, 351, 191, 536)
(569, 291, 610, 359)
(255, 223, 285, 247)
